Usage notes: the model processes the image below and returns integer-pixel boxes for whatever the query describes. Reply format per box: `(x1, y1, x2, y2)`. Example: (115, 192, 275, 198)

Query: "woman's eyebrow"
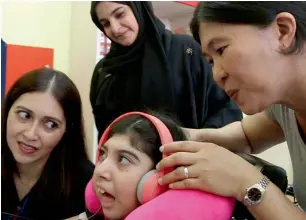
(207, 36, 228, 49)
(99, 6, 124, 22)
(15, 105, 63, 124)
(202, 36, 228, 54)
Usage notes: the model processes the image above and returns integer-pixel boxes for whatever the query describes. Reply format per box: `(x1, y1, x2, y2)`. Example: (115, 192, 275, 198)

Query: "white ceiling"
(152, 1, 195, 20)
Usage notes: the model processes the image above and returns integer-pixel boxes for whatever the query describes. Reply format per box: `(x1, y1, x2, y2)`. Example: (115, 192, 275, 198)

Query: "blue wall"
(1, 39, 7, 101)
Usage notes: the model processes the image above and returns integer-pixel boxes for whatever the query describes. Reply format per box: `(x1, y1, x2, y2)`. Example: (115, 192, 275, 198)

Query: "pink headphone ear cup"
(85, 179, 104, 215)
(137, 169, 167, 204)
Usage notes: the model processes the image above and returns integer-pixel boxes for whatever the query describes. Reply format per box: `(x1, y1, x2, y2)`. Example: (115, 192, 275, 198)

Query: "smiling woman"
(1, 68, 94, 220)
(89, 1, 243, 145)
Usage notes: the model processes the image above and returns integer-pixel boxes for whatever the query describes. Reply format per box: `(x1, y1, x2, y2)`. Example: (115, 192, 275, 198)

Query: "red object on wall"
(174, 27, 186, 34)
(99, 32, 111, 56)
(176, 1, 199, 7)
(5, 44, 54, 94)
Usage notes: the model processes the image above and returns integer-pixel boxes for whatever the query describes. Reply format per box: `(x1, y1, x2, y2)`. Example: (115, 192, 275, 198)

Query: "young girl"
(2, 68, 94, 219)
(81, 111, 235, 220)
(80, 112, 187, 220)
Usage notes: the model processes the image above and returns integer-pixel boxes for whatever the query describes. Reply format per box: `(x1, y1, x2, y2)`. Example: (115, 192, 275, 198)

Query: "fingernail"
(158, 178, 163, 185)
(159, 146, 164, 152)
(169, 184, 173, 188)
(156, 163, 160, 170)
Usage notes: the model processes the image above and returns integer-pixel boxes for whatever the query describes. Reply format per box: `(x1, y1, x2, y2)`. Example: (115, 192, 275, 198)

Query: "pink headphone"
(85, 111, 175, 215)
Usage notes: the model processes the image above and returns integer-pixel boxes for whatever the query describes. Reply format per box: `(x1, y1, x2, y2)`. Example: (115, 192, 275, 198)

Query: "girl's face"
(6, 92, 66, 167)
(93, 134, 154, 220)
(96, 2, 139, 46)
(199, 13, 296, 115)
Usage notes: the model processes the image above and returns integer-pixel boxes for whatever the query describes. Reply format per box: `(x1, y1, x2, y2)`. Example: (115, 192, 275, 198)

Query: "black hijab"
(90, 1, 176, 135)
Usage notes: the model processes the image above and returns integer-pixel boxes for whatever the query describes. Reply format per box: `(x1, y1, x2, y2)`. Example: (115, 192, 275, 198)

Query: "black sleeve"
(90, 59, 104, 110)
(192, 42, 243, 128)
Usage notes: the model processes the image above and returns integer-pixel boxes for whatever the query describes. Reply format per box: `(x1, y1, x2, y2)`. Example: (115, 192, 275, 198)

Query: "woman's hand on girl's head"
(156, 141, 264, 201)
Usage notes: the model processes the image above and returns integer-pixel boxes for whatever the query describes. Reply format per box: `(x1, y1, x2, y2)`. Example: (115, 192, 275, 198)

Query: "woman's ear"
(274, 12, 297, 52)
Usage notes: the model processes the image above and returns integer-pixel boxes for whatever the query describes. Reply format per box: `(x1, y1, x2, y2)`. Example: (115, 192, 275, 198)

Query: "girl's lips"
(96, 184, 116, 208)
(98, 189, 116, 208)
(96, 185, 115, 198)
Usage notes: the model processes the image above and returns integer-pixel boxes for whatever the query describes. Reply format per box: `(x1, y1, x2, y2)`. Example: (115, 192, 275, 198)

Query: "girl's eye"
(18, 111, 31, 120)
(99, 149, 107, 162)
(119, 155, 131, 165)
(216, 46, 227, 55)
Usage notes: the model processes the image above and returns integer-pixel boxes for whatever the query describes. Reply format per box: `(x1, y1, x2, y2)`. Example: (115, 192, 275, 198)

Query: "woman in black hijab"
(90, 1, 243, 141)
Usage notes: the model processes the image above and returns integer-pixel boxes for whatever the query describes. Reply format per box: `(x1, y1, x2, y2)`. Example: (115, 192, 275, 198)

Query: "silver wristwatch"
(243, 176, 270, 206)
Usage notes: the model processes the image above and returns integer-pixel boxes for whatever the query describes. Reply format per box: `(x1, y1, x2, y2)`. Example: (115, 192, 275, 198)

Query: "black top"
(2, 159, 94, 220)
(90, 2, 243, 140)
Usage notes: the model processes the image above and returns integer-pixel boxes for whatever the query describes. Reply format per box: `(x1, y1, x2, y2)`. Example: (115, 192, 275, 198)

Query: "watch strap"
(259, 176, 270, 190)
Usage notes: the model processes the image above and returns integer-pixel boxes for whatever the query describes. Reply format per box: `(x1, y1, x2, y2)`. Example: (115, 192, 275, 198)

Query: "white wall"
(240, 113, 293, 183)
(68, 1, 98, 160)
(2, 1, 72, 74)
(256, 143, 293, 183)
(170, 14, 191, 31)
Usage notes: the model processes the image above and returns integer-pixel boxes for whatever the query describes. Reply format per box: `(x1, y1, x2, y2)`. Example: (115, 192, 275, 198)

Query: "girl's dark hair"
(190, 2, 306, 54)
(2, 68, 89, 200)
(109, 111, 187, 165)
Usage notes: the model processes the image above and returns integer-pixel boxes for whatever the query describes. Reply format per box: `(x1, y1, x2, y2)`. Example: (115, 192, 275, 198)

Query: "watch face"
(247, 188, 262, 201)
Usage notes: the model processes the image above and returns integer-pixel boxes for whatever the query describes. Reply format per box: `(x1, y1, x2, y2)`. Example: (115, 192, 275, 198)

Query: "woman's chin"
(239, 102, 265, 116)
(117, 37, 136, 47)
(238, 102, 261, 115)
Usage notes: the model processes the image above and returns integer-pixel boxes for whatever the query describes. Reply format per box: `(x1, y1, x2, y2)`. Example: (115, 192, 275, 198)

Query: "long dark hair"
(191, 2, 306, 54)
(108, 111, 187, 165)
(2, 68, 89, 202)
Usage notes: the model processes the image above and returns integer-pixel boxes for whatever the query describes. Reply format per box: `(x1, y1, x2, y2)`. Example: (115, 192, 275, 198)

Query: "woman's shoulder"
(164, 32, 207, 73)
(169, 32, 202, 51)
(92, 58, 106, 80)
(164, 32, 203, 64)
(266, 104, 291, 121)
